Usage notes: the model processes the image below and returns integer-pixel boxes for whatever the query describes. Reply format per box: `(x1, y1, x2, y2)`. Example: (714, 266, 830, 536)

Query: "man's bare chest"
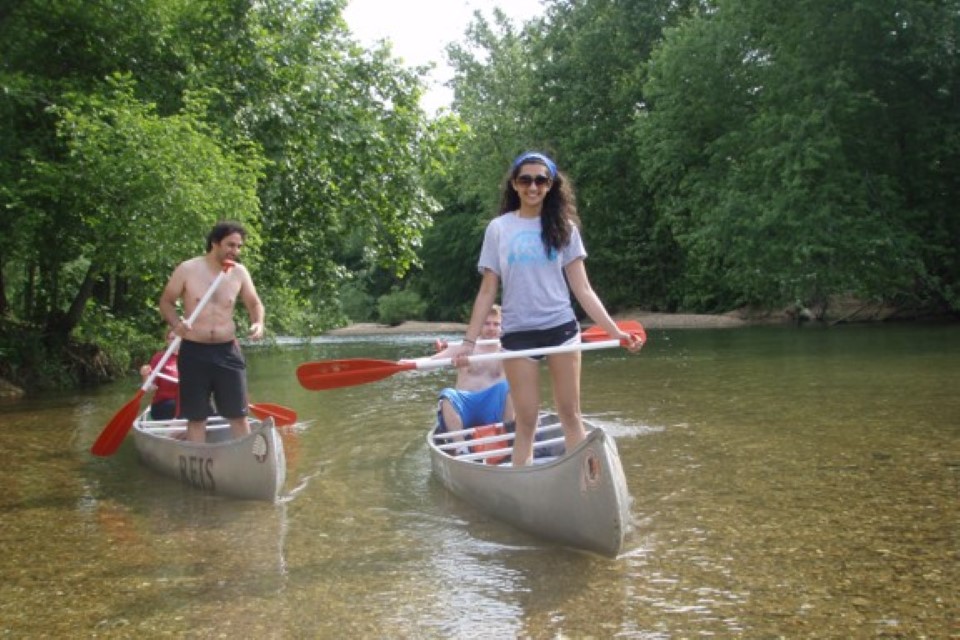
(185, 277, 240, 309)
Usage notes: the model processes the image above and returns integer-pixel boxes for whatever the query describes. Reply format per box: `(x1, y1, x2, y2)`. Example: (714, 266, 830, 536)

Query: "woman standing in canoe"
(454, 151, 642, 466)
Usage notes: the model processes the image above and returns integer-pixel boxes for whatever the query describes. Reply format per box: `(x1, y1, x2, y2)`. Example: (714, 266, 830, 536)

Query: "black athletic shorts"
(178, 339, 248, 421)
(500, 320, 580, 360)
(149, 398, 177, 420)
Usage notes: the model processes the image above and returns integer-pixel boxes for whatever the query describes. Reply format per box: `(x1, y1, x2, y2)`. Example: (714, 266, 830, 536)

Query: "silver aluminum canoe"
(427, 413, 631, 557)
(133, 411, 286, 502)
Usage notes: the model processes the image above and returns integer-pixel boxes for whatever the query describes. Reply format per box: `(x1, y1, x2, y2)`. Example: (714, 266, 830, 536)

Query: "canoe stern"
(133, 416, 286, 502)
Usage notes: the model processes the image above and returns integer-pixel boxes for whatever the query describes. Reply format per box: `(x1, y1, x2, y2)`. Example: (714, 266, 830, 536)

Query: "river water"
(0, 323, 957, 638)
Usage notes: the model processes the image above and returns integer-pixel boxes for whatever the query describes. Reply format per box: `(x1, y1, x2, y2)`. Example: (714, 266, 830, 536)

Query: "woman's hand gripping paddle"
(90, 261, 235, 456)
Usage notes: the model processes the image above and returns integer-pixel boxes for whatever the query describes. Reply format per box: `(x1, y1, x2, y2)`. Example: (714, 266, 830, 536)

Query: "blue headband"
(511, 152, 557, 178)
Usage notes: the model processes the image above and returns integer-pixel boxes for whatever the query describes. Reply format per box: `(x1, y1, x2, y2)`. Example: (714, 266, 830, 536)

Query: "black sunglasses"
(515, 174, 552, 187)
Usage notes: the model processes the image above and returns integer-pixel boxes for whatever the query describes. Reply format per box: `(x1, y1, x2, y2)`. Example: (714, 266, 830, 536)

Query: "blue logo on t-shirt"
(508, 230, 557, 265)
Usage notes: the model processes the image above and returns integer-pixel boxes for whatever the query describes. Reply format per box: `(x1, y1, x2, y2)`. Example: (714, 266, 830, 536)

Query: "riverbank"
(1, 304, 941, 398)
(324, 311, 753, 336)
(1, 312, 739, 398)
(323, 297, 940, 336)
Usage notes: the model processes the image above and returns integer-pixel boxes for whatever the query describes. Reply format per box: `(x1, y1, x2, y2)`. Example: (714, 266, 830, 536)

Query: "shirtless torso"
(453, 342, 504, 392)
(430, 309, 514, 441)
(159, 238, 264, 344)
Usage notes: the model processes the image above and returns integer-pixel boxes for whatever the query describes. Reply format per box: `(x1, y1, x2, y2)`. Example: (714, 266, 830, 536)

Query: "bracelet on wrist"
(462, 338, 475, 345)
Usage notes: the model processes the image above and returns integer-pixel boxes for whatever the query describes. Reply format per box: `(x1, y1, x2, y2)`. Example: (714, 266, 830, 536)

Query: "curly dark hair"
(205, 220, 247, 252)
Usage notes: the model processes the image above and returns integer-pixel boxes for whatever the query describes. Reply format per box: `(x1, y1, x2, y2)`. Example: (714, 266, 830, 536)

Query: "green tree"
(169, 0, 455, 328)
(635, 0, 960, 313)
(446, 8, 544, 212)
(1, 0, 456, 347)
(530, 0, 695, 310)
(1, 0, 178, 327)
(440, 1, 695, 314)
(415, 200, 488, 320)
(31, 76, 264, 335)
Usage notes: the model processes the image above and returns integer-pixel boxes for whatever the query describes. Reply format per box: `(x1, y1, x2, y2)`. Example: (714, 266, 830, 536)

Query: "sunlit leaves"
(636, 0, 960, 312)
(1, 0, 457, 337)
(44, 75, 264, 278)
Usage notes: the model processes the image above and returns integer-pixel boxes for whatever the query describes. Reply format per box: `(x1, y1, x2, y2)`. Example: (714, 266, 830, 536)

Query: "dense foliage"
(436, 0, 960, 319)
(1, 0, 958, 388)
(0, 0, 453, 344)
(636, 0, 960, 314)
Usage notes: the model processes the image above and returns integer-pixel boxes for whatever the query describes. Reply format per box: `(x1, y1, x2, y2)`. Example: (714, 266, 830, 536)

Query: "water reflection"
(0, 324, 957, 636)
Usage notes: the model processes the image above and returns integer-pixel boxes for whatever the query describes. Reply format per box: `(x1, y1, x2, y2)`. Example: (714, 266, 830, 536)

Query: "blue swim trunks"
(437, 379, 510, 432)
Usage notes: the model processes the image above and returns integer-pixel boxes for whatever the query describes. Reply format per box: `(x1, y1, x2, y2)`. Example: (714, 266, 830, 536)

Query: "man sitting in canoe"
(432, 305, 515, 456)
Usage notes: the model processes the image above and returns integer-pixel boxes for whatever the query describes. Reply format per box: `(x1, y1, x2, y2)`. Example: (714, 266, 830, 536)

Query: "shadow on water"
(0, 324, 957, 636)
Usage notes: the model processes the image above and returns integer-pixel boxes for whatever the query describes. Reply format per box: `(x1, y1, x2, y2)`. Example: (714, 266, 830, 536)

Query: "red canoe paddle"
(248, 402, 297, 426)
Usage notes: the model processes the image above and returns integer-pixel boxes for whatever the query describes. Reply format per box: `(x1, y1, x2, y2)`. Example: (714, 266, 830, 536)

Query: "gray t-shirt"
(477, 212, 587, 334)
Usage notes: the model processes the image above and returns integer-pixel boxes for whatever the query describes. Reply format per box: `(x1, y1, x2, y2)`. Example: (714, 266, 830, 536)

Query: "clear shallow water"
(0, 324, 957, 637)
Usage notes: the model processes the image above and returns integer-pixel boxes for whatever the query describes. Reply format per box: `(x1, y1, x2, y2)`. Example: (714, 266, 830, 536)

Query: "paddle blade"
(582, 320, 647, 344)
(90, 390, 145, 456)
(297, 359, 415, 391)
(250, 402, 297, 427)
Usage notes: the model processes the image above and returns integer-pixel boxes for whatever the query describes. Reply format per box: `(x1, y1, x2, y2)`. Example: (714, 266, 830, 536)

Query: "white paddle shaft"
(443, 338, 499, 347)
(414, 338, 622, 371)
(140, 263, 232, 393)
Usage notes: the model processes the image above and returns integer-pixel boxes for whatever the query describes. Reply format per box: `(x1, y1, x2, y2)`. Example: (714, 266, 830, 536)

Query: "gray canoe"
(427, 413, 631, 557)
(132, 411, 286, 502)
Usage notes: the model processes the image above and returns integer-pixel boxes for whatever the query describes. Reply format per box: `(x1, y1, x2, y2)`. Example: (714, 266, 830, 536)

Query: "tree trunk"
(0, 254, 8, 316)
(24, 262, 35, 320)
(46, 261, 99, 337)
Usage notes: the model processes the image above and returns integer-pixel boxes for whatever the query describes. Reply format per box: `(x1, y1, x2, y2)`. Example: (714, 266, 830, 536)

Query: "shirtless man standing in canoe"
(159, 220, 265, 443)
